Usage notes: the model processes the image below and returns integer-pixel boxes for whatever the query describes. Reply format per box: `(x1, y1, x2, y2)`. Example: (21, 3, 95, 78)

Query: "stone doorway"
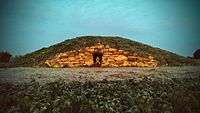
(92, 48, 103, 67)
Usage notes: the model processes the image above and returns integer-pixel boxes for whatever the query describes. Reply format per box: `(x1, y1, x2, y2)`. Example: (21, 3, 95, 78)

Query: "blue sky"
(0, 0, 200, 56)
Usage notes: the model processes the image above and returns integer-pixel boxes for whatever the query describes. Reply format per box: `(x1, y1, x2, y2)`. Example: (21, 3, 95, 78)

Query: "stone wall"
(45, 44, 158, 67)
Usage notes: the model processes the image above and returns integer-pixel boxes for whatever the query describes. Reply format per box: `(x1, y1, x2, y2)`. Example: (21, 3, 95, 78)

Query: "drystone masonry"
(45, 44, 158, 67)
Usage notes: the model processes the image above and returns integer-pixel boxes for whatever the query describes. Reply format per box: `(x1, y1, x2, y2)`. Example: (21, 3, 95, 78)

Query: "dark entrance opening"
(92, 48, 103, 67)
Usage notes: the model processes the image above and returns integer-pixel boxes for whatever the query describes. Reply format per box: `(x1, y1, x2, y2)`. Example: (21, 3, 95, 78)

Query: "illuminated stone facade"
(45, 43, 158, 67)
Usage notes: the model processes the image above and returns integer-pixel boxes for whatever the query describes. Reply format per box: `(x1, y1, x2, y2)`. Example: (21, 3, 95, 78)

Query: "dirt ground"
(0, 66, 200, 113)
(0, 66, 200, 85)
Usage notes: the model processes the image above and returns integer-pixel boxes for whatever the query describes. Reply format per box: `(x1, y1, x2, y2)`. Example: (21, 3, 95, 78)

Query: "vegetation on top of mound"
(14, 36, 196, 67)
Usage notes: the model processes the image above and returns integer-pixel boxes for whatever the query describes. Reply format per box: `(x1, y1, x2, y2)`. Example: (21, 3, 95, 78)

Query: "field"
(0, 66, 200, 113)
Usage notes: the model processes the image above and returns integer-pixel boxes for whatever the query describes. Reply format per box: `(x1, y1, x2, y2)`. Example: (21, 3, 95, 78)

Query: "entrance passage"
(92, 48, 103, 66)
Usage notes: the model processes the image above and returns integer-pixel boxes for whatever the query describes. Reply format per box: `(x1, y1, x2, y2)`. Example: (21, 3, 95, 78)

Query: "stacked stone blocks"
(45, 44, 158, 67)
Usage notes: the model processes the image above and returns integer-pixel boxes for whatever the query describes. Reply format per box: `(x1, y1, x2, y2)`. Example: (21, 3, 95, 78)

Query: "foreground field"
(0, 66, 200, 113)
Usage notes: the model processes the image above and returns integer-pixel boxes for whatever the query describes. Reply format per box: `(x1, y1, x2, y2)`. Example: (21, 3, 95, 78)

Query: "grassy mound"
(14, 36, 194, 67)
(1, 76, 199, 113)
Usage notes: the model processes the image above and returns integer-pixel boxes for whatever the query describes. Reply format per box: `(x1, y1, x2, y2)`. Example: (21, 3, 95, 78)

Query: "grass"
(14, 36, 197, 67)
(1, 76, 199, 113)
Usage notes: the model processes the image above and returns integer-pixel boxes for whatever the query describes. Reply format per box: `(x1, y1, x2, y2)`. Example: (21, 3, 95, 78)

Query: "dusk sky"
(0, 0, 200, 56)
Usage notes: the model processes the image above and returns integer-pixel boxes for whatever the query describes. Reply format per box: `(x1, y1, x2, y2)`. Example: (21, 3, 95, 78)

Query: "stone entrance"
(45, 43, 158, 68)
(92, 48, 103, 67)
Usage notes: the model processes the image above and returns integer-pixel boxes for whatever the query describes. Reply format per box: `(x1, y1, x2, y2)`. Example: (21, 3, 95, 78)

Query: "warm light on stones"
(45, 44, 158, 67)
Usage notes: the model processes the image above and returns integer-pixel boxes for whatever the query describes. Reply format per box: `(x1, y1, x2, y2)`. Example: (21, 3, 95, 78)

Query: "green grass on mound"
(14, 36, 195, 67)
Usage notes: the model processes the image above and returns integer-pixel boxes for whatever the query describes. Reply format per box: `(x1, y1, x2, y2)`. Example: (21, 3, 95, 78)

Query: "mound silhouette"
(14, 36, 190, 67)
